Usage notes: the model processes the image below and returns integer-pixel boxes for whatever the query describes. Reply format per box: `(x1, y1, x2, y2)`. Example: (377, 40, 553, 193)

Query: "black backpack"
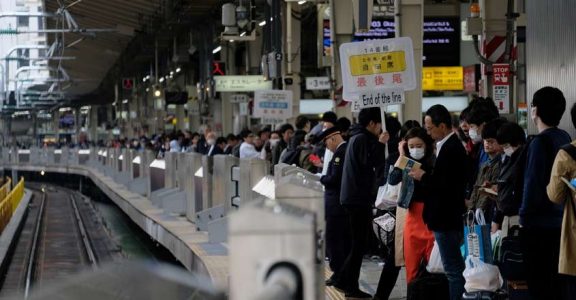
(498, 225, 526, 280)
(407, 261, 449, 300)
(281, 147, 302, 166)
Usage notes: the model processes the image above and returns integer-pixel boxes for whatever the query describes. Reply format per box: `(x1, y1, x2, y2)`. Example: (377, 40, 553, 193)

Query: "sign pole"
(380, 106, 389, 158)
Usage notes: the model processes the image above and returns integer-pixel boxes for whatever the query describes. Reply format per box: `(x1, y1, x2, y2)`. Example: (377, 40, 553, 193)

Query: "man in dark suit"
(318, 126, 350, 287)
(409, 104, 469, 300)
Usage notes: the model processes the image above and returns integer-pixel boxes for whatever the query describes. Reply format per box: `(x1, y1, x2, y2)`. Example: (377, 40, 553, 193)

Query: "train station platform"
(0, 148, 407, 299)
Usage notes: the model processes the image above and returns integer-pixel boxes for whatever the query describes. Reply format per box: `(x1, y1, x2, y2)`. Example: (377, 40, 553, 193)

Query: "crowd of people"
(44, 86, 575, 300)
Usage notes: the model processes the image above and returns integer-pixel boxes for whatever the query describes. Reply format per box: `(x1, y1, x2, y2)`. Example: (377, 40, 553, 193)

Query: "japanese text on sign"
(349, 51, 406, 76)
(340, 37, 416, 101)
(215, 75, 272, 92)
(253, 90, 293, 120)
(422, 67, 463, 91)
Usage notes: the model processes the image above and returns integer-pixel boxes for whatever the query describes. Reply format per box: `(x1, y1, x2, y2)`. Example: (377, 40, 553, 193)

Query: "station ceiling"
(43, 0, 222, 103)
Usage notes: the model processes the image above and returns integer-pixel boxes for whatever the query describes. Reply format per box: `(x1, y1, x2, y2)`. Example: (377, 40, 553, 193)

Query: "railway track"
(0, 185, 99, 298)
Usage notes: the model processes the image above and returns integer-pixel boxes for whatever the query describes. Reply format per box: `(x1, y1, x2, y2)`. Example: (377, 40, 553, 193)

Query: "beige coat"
(547, 141, 576, 276)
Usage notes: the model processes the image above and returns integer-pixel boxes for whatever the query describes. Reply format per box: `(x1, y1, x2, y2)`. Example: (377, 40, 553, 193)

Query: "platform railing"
(0, 178, 12, 203)
(0, 178, 25, 234)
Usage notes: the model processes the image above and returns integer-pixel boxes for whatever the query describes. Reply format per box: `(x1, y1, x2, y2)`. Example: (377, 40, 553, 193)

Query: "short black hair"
(358, 107, 382, 127)
(278, 123, 294, 134)
(496, 122, 526, 147)
(481, 117, 507, 140)
(240, 129, 253, 139)
(572, 103, 576, 129)
(532, 86, 566, 127)
(425, 104, 452, 129)
(216, 137, 227, 145)
(322, 111, 338, 124)
(226, 133, 237, 142)
(295, 115, 310, 130)
(385, 114, 402, 139)
(260, 126, 272, 134)
(460, 106, 471, 122)
(400, 120, 421, 139)
(336, 117, 351, 132)
(466, 97, 499, 126)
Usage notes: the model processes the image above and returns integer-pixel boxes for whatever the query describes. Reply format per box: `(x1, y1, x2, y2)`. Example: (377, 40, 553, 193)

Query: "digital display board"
(322, 17, 460, 66)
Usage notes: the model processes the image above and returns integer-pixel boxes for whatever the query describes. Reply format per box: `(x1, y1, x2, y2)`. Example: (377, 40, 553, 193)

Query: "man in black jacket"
(409, 104, 468, 300)
(318, 126, 349, 287)
(334, 107, 386, 299)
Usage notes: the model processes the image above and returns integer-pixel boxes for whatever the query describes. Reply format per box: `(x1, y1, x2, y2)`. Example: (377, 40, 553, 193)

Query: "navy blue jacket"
(320, 142, 348, 216)
(421, 134, 469, 231)
(520, 127, 571, 228)
(340, 125, 386, 207)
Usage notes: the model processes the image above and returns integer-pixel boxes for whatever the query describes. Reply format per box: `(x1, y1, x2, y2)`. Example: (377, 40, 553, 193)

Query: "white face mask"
(409, 147, 426, 160)
(503, 146, 515, 157)
(469, 128, 482, 143)
(207, 139, 216, 146)
(269, 139, 280, 147)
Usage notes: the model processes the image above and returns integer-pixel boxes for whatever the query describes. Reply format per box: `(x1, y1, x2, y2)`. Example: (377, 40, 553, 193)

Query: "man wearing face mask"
(206, 132, 222, 156)
(468, 118, 506, 225)
(519, 87, 571, 299)
(493, 122, 527, 234)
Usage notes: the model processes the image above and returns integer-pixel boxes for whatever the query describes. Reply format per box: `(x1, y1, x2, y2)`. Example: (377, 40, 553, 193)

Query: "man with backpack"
(547, 103, 576, 299)
(520, 87, 571, 299)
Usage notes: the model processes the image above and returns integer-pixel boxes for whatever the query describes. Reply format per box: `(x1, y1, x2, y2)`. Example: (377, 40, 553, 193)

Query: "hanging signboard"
(422, 67, 463, 91)
(492, 63, 510, 113)
(339, 37, 416, 101)
(306, 77, 331, 90)
(214, 75, 272, 92)
(253, 90, 293, 123)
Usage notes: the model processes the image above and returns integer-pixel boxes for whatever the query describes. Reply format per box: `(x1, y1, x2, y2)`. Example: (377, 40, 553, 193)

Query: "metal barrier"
(0, 178, 25, 234)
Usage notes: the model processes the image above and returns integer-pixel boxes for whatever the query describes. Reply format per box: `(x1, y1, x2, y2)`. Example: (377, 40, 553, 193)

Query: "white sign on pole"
(214, 75, 272, 92)
(230, 94, 249, 103)
(239, 102, 249, 116)
(253, 90, 293, 123)
(339, 37, 416, 101)
(351, 88, 405, 112)
(306, 77, 331, 90)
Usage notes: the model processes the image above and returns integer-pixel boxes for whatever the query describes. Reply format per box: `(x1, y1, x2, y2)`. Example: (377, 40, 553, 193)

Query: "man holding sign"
(335, 107, 388, 299)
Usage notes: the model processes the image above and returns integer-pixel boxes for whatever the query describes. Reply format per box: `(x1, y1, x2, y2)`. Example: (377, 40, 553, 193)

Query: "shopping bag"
(463, 209, 493, 264)
(463, 255, 503, 292)
(426, 241, 445, 274)
(375, 183, 400, 210)
(372, 212, 396, 257)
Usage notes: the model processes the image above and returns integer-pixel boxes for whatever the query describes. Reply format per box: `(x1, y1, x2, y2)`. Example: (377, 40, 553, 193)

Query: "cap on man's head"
(315, 126, 341, 144)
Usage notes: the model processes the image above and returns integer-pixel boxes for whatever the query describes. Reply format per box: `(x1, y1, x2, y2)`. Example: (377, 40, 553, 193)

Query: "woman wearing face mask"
(388, 127, 436, 284)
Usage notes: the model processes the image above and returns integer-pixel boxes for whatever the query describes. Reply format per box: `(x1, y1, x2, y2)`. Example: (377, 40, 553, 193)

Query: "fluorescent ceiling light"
(212, 46, 222, 54)
(258, 20, 266, 26)
(298, 0, 307, 4)
(240, 31, 247, 36)
(176, 67, 181, 73)
(159, 77, 165, 83)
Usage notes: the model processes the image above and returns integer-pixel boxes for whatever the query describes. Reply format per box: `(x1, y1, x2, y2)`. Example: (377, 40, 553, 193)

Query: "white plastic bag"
(375, 182, 401, 210)
(463, 255, 503, 292)
(426, 241, 445, 274)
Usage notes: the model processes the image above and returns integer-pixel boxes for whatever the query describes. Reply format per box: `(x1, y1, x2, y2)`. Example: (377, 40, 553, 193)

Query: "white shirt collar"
(436, 132, 455, 156)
